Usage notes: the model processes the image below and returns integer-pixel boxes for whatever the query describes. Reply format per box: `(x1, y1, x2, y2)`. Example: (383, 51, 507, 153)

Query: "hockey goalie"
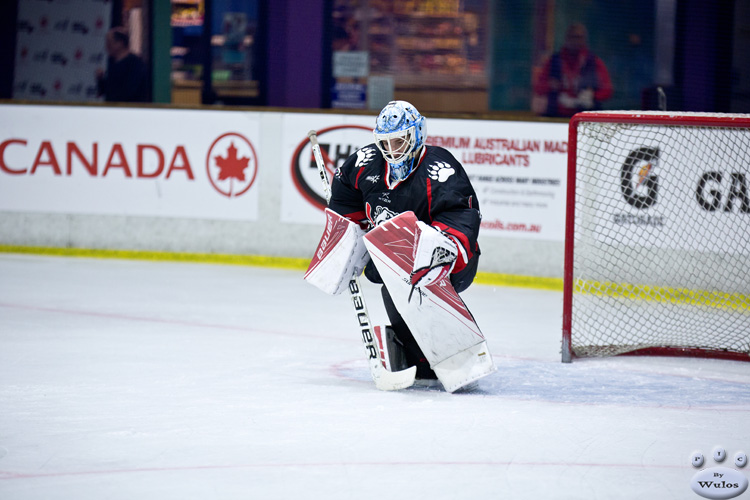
(305, 100, 495, 393)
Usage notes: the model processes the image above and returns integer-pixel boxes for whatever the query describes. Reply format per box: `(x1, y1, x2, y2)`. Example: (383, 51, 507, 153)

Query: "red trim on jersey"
(384, 164, 394, 190)
(415, 147, 426, 167)
(354, 167, 365, 190)
(426, 178, 434, 223)
(342, 209, 367, 226)
(365, 203, 373, 226)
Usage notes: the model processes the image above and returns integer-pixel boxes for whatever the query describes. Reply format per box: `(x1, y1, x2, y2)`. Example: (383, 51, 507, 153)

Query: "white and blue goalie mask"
(373, 100, 426, 182)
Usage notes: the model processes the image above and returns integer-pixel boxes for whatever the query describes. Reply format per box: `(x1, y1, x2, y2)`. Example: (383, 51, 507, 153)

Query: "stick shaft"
(307, 131, 331, 203)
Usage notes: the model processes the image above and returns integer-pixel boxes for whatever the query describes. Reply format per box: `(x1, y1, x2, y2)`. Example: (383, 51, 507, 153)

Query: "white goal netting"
(566, 112, 750, 360)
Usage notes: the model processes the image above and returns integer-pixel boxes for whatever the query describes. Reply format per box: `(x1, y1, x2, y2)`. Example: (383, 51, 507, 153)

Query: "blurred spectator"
(96, 27, 149, 103)
(532, 23, 613, 117)
(332, 24, 357, 52)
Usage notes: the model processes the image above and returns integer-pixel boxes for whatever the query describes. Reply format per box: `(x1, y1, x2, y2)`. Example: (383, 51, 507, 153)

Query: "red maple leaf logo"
(214, 142, 249, 181)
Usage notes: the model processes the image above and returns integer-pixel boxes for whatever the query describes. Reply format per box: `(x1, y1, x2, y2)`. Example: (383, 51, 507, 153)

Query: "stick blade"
(373, 365, 417, 391)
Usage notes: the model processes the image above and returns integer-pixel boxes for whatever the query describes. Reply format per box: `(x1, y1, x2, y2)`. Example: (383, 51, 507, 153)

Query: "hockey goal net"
(563, 111, 750, 362)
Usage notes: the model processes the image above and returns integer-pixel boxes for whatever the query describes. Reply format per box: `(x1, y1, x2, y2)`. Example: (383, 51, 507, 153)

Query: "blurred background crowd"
(0, 0, 745, 117)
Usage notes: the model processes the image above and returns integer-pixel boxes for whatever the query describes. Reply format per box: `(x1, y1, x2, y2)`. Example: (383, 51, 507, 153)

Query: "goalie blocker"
(305, 208, 370, 295)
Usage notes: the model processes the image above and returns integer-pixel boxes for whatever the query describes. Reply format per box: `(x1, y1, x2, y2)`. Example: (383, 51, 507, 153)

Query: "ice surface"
(0, 254, 748, 499)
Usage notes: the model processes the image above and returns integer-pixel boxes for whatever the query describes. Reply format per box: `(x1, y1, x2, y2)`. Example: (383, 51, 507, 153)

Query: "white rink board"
(0, 105, 569, 277)
(0, 105, 261, 220)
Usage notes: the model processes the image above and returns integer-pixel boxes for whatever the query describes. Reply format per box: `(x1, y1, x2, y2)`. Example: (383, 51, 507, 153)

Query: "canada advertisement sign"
(0, 105, 260, 220)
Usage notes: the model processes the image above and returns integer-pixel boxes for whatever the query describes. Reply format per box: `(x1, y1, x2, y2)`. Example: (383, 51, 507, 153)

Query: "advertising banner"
(430, 118, 568, 241)
(14, 0, 111, 102)
(581, 125, 750, 255)
(281, 113, 375, 224)
(283, 114, 568, 241)
(0, 105, 261, 220)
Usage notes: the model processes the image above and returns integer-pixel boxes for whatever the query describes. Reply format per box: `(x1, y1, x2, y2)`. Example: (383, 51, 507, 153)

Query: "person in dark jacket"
(96, 27, 149, 103)
(329, 100, 481, 380)
(532, 23, 613, 117)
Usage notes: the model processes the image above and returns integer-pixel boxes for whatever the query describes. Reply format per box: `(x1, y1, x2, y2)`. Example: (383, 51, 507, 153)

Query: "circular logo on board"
(206, 132, 258, 198)
(290, 124, 373, 210)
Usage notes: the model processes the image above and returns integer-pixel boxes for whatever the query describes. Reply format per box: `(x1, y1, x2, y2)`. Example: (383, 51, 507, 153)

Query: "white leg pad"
(432, 341, 496, 393)
(363, 212, 497, 394)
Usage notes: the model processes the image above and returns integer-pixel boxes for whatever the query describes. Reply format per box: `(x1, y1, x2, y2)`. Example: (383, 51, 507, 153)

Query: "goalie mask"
(373, 100, 426, 182)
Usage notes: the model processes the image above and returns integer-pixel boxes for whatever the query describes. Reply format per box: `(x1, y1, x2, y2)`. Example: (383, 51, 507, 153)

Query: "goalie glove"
(409, 221, 458, 300)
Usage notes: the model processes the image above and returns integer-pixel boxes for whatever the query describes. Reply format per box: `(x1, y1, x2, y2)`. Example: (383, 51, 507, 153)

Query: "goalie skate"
(363, 212, 496, 393)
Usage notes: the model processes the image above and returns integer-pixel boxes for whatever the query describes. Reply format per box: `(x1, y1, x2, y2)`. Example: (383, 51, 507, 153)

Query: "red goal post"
(562, 111, 750, 363)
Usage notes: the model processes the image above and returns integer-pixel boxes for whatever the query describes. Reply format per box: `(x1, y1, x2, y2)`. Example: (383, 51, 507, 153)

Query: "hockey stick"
(307, 130, 416, 391)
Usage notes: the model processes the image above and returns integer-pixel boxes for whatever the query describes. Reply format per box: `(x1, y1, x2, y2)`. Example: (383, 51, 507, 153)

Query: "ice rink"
(1, 253, 749, 499)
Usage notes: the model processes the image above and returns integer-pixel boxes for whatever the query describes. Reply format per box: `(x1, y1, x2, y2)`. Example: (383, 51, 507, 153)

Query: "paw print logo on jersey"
(690, 447, 748, 499)
(356, 147, 376, 168)
(428, 162, 455, 183)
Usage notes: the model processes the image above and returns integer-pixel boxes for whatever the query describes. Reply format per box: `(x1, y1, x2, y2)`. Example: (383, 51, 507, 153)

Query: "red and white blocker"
(304, 208, 370, 296)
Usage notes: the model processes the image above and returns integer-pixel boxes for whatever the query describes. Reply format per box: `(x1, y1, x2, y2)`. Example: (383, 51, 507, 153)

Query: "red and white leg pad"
(363, 212, 496, 393)
(305, 208, 370, 295)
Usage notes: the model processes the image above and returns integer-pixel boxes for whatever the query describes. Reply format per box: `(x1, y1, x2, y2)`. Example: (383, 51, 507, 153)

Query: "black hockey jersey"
(329, 144, 481, 272)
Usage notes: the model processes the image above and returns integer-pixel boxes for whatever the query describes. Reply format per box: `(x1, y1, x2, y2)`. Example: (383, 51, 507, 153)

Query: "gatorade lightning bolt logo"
(620, 146, 659, 209)
(636, 162, 653, 187)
